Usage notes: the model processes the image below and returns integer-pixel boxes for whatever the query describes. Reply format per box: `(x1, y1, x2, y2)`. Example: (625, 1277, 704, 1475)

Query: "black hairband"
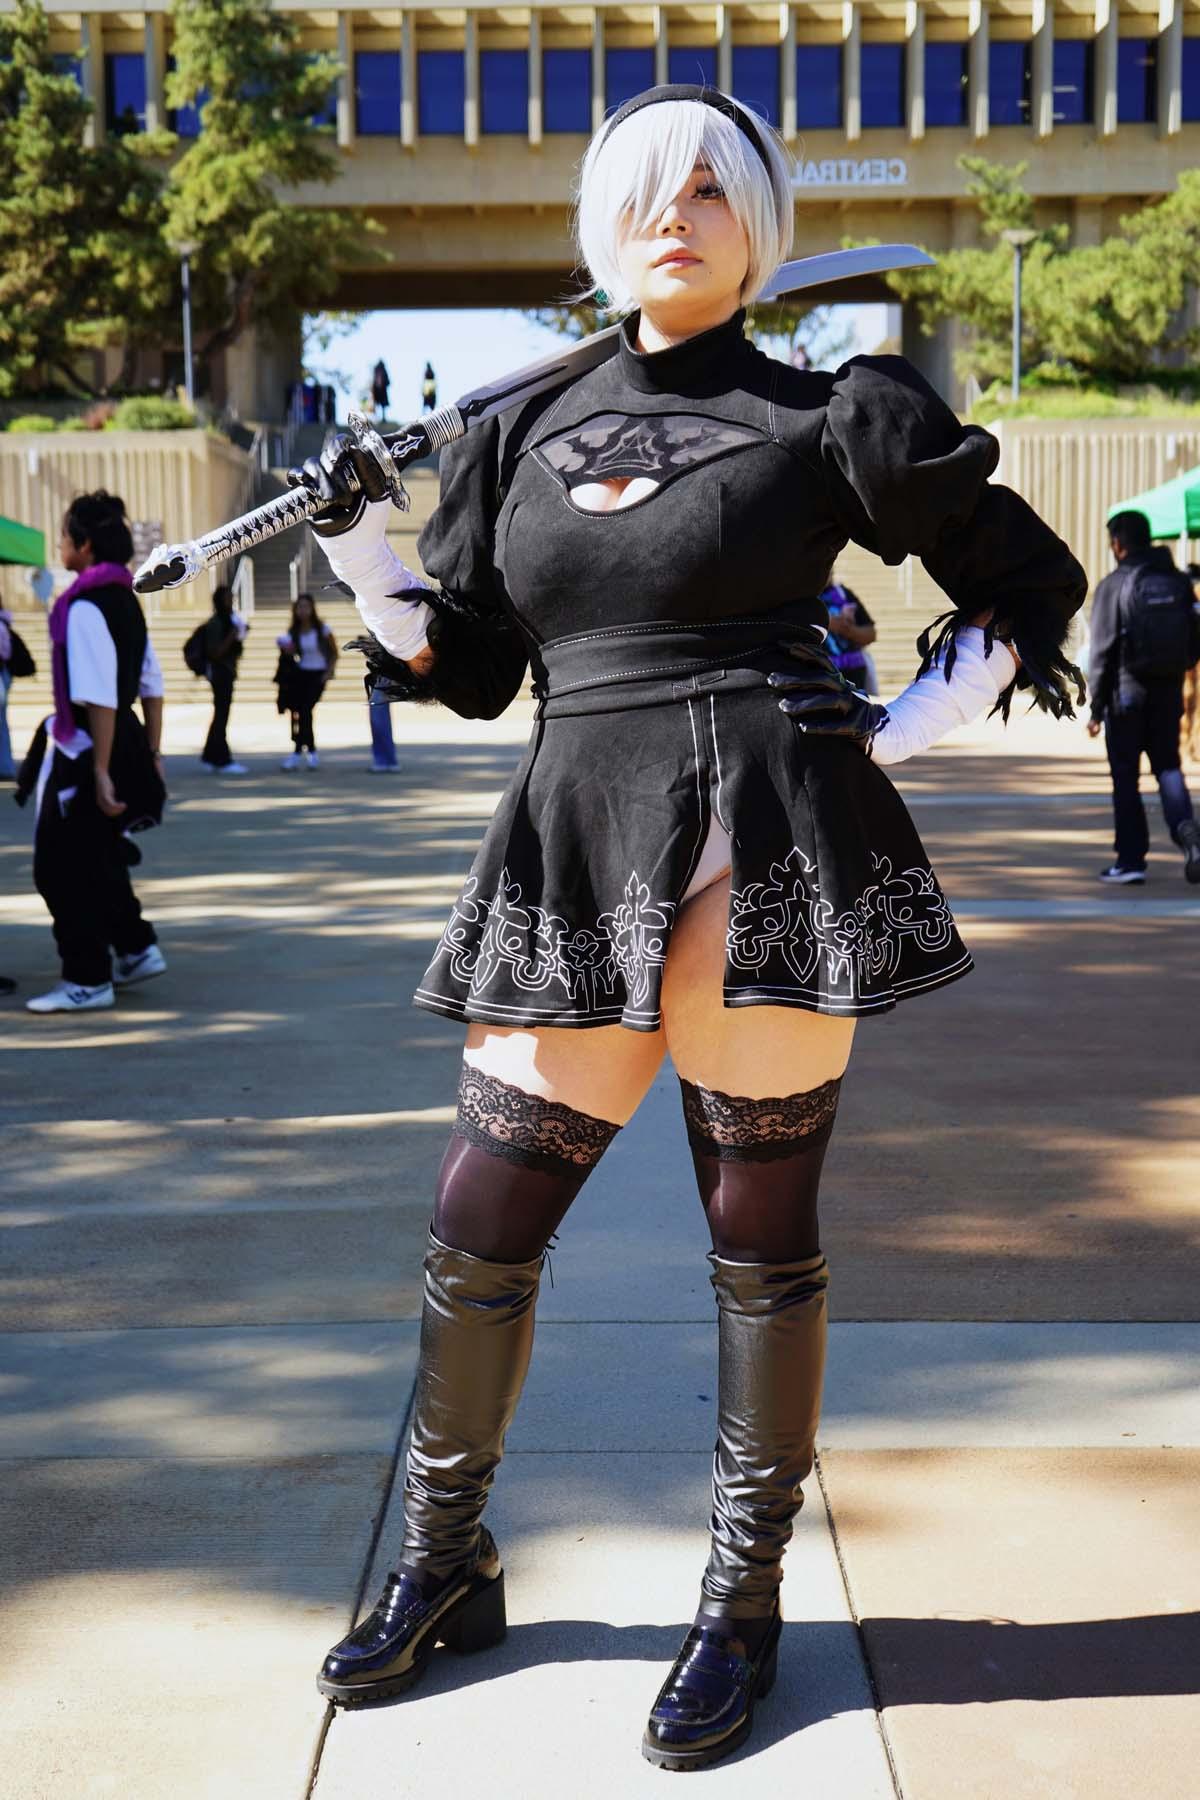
(598, 84, 772, 173)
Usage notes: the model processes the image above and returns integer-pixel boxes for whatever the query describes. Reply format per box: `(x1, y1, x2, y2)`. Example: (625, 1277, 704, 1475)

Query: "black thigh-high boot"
(643, 1076, 839, 1771)
(319, 1066, 618, 1706)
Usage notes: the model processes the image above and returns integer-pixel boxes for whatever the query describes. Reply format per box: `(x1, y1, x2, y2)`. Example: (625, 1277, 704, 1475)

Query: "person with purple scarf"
(20, 491, 167, 1014)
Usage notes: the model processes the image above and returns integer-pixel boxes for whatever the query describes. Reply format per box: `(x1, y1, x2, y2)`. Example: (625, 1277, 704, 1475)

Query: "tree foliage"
(881, 155, 1200, 386)
(0, 0, 172, 395)
(164, 0, 373, 368)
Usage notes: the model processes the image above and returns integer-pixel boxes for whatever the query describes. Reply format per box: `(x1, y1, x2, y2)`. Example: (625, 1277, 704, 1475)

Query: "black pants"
(202, 664, 236, 767)
(34, 759, 156, 987)
(1104, 685, 1195, 868)
(290, 670, 325, 752)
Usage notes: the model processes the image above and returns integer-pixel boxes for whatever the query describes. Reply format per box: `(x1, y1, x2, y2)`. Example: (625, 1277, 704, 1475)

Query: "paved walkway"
(1, 697, 1197, 1799)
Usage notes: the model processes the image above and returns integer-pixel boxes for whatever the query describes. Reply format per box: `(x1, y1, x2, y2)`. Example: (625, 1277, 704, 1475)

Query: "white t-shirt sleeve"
(66, 600, 118, 709)
(139, 635, 165, 699)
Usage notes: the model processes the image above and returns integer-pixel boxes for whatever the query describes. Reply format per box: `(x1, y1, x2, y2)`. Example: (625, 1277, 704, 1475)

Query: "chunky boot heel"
(757, 1639, 778, 1700)
(440, 1568, 507, 1654)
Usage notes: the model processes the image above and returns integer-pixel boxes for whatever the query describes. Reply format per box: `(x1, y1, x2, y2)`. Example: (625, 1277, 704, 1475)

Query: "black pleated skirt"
(413, 680, 972, 1031)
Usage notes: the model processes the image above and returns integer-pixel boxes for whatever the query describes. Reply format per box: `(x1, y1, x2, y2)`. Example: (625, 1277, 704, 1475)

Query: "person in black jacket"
(1086, 510, 1200, 884)
(289, 85, 1087, 1770)
(199, 584, 248, 774)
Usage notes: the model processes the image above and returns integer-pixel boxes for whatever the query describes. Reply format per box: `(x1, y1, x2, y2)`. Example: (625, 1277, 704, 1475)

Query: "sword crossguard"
(344, 409, 411, 515)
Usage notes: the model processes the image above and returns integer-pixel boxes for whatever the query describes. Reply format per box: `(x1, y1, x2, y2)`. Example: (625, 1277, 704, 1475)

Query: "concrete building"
(17, 0, 1200, 414)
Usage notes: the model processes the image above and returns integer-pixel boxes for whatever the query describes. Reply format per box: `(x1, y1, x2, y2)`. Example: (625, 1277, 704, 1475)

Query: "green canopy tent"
(0, 514, 46, 566)
(1107, 465, 1200, 540)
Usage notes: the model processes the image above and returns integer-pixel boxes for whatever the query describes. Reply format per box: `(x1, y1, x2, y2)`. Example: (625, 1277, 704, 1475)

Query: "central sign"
(794, 158, 909, 189)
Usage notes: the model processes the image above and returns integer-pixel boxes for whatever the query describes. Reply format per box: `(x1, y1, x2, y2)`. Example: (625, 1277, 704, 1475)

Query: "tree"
(878, 155, 1200, 388)
(164, 0, 375, 378)
(0, 0, 172, 396)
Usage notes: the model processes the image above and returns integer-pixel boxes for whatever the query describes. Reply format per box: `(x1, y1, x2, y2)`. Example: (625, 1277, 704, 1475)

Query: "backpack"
(5, 627, 36, 679)
(182, 622, 208, 676)
(1122, 562, 1198, 681)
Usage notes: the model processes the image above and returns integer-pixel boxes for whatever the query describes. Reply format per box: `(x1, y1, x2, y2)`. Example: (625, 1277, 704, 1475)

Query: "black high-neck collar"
(618, 309, 751, 396)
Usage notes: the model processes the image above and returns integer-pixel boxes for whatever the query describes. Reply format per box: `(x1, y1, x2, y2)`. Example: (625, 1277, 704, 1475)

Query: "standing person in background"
(199, 585, 248, 775)
(0, 604, 16, 780)
(421, 362, 437, 412)
(820, 579, 878, 694)
(1086, 510, 1200, 885)
(22, 491, 166, 1013)
(372, 361, 391, 419)
(276, 593, 337, 769)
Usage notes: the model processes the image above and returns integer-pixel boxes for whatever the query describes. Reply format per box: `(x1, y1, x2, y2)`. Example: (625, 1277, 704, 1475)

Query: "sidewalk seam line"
(304, 1374, 417, 1799)
(815, 1450, 907, 1800)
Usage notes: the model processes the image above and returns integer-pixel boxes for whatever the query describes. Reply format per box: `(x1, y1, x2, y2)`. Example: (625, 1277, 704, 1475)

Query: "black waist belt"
(535, 605, 827, 717)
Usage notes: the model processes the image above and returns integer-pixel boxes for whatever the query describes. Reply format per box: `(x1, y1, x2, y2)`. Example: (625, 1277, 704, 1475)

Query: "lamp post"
(1000, 228, 1037, 404)
(170, 238, 199, 410)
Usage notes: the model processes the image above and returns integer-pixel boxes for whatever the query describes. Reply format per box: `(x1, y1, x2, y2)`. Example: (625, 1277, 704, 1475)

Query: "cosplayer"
(291, 87, 1086, 1770)
(20, 491, 166, 1014)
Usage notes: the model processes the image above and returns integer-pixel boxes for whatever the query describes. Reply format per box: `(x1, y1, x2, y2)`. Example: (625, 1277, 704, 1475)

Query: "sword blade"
(757, 243, 935, 302)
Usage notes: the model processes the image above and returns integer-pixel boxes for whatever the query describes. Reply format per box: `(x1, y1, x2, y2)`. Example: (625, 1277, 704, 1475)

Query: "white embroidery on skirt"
(726, 847, 955, 1002)
(431, 868, 676, 1013)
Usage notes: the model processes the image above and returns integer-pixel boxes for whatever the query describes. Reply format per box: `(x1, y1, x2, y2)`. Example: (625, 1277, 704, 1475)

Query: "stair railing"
(289, 529, 312, 603)
(231, 553, 256, 619)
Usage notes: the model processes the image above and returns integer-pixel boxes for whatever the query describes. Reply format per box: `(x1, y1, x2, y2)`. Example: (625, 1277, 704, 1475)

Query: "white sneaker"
(281, 753, 302, 770)
(219, 762, 248, 775)
(113, 944, 167, 988)
(26, 981, 115, 1014)
(306, 751, 319, 768)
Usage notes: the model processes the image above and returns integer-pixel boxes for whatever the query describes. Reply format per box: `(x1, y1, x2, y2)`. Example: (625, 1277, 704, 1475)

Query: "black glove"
(767, 641, 890, 755)
(285, 431, 393, 538)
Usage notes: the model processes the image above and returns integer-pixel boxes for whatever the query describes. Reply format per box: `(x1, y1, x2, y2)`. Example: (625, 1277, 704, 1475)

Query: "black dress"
(360, 310, 1086, 1032)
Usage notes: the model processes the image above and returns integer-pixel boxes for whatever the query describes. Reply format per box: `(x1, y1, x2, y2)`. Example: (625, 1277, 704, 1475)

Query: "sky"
(307, 303, 893, 423)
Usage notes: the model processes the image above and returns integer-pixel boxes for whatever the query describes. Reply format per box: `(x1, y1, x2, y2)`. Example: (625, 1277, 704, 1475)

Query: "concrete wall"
(991, 419, 1200, 590)
(0, 430, 255, 606)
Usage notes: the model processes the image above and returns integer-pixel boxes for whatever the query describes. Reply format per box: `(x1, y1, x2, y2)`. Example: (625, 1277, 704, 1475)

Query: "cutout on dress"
(534, 412, 766, 513)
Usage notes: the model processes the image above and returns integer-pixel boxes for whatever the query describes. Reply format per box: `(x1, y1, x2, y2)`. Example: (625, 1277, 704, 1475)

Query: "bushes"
(4, 398, 197, 432)
(109, 396, 196, 430)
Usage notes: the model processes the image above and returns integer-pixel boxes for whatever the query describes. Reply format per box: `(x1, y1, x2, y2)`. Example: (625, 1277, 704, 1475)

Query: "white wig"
(575, 94, 795, 313)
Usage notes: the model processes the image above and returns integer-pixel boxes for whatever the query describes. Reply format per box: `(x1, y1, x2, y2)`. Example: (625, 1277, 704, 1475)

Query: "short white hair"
(575, 94, 795, 313)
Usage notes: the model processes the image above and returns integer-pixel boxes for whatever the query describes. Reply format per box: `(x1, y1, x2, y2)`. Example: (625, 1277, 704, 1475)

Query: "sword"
(133, 243, 934, 593)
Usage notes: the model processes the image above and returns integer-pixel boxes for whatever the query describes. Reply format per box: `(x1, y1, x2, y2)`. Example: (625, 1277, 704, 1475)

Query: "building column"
(654, 7, 669, 85)
(968, 0, 988, 138)
(336, 11, 355, 150)
(906, 1, 925, 140)
(592, 10, 605, 133)
(1072, 196, 1105, 245)
(1094, 0, 1117, 138)
(401, 12, 417, 148)
(81, 13, 104, 146)
(1157, 0, 1182, 137)
(529, 9, 543, 145)
(1030, 0, 1054, 137)
(842, 2, 861, 142)
(780, 3, 797, 139)
(717, 6, 732, 93)
(465, 11, 479, 145)
(144, 13, 166, 133)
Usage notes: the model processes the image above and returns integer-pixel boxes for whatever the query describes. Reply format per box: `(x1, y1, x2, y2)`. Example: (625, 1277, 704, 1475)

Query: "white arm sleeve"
(870, 627, 1019, 766)
(139, 635, 165, 699)
(315, 500, 434, 663)
(66, 600, 118, 708)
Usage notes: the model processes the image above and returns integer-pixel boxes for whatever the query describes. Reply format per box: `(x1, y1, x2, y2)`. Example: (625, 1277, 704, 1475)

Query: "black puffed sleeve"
(353, 415, 529, 721)
(821, 355, 1087, 718)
